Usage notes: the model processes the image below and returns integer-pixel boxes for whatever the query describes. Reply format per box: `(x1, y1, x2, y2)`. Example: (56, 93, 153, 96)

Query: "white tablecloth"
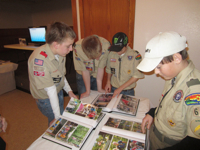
(27, 91, 150, 150)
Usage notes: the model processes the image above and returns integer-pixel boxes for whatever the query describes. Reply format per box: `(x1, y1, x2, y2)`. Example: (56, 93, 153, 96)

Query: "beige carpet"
(0, 89, 70, 150)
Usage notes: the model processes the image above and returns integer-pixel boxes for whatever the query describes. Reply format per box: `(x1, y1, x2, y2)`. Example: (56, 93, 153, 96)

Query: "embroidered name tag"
(34, 71, 45, 76)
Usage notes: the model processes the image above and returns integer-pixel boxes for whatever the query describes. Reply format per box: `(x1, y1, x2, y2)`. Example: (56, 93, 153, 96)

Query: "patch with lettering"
(40, 51, 47, 58)
(190, 119, 200, 137)
(86, 67, 93, 71)
(185, 93, 200, 105)
(128, 56, 133, 60)
(128, 70, 131, 74)
(111, 68, 115, 74)
(53, 77, 61, 83)
(173, 90, 183, 102)
(110, 58, 116, 62)
(135, 54, 141, 60)
(34, 71, 44, 76)
(34, 59, 43, 66)
(84, 61, 93, 66)
(75, 57, 80, 61)
(34, 66, 44, 72)
(168, 119, 176, 127)
(193, 107, 200, 117)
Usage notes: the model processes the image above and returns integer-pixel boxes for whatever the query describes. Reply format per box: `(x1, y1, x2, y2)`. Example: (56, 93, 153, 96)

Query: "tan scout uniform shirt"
(73, 36, 110, 78)
(155, 60, 200, 140)
(28, 44, 66, 99)
(106, 47, 144, 90)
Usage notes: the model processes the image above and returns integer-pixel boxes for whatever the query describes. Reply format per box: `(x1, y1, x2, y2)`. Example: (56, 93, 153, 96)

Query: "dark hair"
(161, 49, 188, 64)
(82, 35, 102, 59)
(45, 22, 76, 44)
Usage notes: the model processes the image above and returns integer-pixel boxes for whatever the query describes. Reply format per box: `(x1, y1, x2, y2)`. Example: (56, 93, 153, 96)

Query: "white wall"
(134, 0, 200, 107)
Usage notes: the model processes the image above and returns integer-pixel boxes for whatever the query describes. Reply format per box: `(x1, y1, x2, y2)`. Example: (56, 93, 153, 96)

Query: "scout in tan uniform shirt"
(137, 31, 200, 150)
(28, 22, 77, 125)
(105, 32, 144, 98)
(73, 35, 110, 98)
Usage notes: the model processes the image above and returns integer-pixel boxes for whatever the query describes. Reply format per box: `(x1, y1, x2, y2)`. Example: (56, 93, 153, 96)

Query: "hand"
(141, 114, 153, 133)
(0, 116, 7, 132)
(112, 88, 122, 98)
(80, 91, 90, 99)
(105, 83, 111, 93)
(98, 89, 105, 93)
(68, 91, 78, 99)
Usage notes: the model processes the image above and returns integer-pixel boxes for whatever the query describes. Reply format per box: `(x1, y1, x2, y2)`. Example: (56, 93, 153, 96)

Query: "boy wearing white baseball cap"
(137, 31, 200, 150)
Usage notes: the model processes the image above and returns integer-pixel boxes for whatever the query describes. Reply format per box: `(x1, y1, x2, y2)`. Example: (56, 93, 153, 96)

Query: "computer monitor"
(28, 26, 46, 45)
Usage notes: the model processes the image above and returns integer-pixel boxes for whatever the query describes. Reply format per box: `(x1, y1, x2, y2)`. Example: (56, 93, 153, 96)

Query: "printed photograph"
(92, 132, 113, 150)
(67, 125, 90, 148)
(105, 118, 121, 128)
(56, 121, 78, 142)
(75, 103, 102, 120)
(118, 120, 133, 131)
(127, 140, 145, 150)
(93, 94, 113, 107)
(45, 118, 67, 138)
(132, 122, 142, 133)
(65, 98, 81, 114)
(109, 135, 128, 150)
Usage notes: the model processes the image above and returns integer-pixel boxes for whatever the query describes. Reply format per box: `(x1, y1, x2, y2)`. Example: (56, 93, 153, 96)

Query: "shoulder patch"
(34, 58, 44, 66)
(135, 54, 141, 60)
(40, 51, 47, 58)
(185, 93, 200, 105)
(190, 119, 200, 137)
(187, 79, 200, 87)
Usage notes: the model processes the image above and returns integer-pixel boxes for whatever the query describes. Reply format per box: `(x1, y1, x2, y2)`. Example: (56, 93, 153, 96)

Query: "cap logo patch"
(114, 38, 118, 44)
(145, 49, 151, 53)
(124, 37, 128, 45)
(185, 93, 200, 105)
(173, 90, 183, 103)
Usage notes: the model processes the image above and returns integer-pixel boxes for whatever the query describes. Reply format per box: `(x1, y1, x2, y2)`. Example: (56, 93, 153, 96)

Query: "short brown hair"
(161, 49, 188, 64)
(45, 22, 76, 44)
(81, 35, 102, 59)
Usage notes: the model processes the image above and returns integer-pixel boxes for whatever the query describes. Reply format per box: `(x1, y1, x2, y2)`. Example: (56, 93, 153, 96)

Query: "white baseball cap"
(137, 31, 187, 72)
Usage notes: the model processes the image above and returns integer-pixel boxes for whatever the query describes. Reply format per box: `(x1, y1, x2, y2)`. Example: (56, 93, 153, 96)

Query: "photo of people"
(93, 94, 113, 107)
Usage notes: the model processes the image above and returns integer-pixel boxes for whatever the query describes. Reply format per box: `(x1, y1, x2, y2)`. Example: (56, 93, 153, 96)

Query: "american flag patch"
(34, 71, 45, 76)
(34, 59, 44, 66)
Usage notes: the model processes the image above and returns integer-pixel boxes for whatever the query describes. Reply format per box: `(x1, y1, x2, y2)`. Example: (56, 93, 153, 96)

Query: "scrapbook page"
(63, 98, 105, 128)
(92, 94, 140, 116)
(42, 116, 93, 149)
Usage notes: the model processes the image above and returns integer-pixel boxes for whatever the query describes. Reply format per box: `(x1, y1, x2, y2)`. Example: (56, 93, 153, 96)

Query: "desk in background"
(0, 61, 18, 95)
(27, 91, 150, 150)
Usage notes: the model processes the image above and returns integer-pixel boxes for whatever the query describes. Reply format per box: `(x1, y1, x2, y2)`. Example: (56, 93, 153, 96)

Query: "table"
(27, 91, 150, 150)
(0, 61, 18, 95)
(4, 44, 38, 51)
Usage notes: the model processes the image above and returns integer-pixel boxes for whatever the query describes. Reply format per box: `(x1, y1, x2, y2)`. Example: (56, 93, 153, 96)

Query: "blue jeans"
(76, 72, 97, 97)
(111, 86, 135, 96)
(36, 90, 64, 125)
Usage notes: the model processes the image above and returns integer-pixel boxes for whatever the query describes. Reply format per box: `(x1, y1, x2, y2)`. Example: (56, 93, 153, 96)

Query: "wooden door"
(71, 0, 136, 88)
